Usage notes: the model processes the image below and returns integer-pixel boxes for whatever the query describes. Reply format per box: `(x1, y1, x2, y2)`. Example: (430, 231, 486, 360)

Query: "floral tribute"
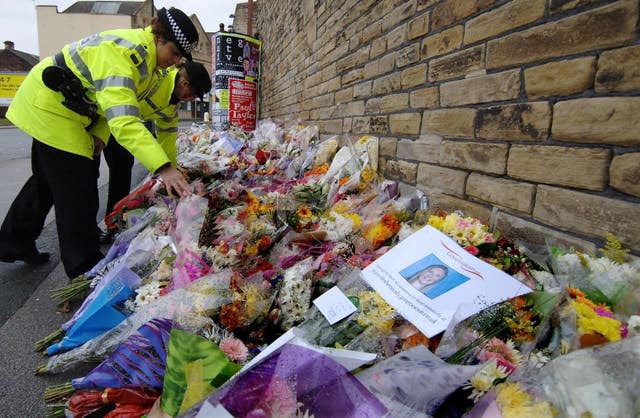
(33, 120, 640, 418)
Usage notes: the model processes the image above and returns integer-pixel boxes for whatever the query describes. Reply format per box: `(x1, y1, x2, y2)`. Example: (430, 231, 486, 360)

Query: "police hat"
(183, 61, 211, 100)
(157, 7, 198, 61)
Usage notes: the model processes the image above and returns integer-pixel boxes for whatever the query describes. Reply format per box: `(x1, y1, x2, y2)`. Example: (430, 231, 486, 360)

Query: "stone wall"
(255, 0, 640, 253)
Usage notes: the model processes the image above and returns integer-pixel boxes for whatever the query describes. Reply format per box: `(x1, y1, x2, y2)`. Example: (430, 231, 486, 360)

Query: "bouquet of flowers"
(181, 343, 389, 418)
(297, 267, 397, 355)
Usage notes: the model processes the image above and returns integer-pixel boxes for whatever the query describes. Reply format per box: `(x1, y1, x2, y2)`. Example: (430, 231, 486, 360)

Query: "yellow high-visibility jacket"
(139, 67, 180, 167)
(7, 27, 171, 173)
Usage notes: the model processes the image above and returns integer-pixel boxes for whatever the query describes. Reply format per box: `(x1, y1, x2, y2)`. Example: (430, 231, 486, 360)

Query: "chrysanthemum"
(464, 359, 510, 402)
(219, 337, 249, 362)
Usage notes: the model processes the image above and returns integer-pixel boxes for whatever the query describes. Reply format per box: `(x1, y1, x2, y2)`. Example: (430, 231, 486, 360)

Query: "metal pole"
(247, 0, 253, 36)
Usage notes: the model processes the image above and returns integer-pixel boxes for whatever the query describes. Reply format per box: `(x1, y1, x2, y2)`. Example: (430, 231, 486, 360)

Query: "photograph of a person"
(399, 253, 470, 299)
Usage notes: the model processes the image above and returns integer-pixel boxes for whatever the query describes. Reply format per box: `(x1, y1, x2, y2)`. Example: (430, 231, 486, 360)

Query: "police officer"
(0, 8, 198, 279)
(100, 61, 212, 243)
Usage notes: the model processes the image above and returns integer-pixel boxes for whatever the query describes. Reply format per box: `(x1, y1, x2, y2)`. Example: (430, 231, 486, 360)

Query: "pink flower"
(220, 337, 249, 362)
(258, 378, 297, 416)
(621, 324, 629, 338)
(465, 245, 479, 256)
(475, 337, 520, 370)
(456, 219, 471, 229)
(594, 306, 614, 318)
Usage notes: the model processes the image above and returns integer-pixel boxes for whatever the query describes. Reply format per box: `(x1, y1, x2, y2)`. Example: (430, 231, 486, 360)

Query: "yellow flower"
(496, 382, 556, 418)
(245, 192, 259, 214)
(332, 202, 349, 214)
(241, 283, 269, 321)
(465, 359, 509, 402)
(244, 243, 258, 257)
(496, 382, 530, 409)
(343, 213, 362, 229)
(572, 300, 622, 341)
(356, 291, 395, 332)
(359, 164, 376, 187)
(358, 135, 374, 145)
(428, 215, 445, 230)
(442, 213, 461, 233)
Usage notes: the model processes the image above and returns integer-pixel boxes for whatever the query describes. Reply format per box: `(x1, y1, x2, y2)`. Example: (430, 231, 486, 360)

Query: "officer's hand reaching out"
(156, 163, 191, 198)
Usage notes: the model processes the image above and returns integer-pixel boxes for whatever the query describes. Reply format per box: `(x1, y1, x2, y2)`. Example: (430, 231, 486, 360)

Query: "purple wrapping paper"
(71, 318, 173, 390)
(185, 343, 388, 418)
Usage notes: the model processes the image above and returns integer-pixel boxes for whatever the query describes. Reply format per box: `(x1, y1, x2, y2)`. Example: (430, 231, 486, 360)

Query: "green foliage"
(599, 233, 629, 264)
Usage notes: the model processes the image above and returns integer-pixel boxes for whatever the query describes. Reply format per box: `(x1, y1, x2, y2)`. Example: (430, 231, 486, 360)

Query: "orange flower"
(403, 332, 430, 350)
(510, 296, 528, 310)
(296, 205, 312, 218)
(304, 163, 329, 177)
(365, 214, 401, 248)
(381, 213, 400, 230)
(568, 287, 586, 299)
(220, 300, 245, 331)
(339, 176, 350, 186)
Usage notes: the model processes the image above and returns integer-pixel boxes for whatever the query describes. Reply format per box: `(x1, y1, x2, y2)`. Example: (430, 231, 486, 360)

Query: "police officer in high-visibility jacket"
(0, 7, 198, 279)
(100, 61, 211, 243)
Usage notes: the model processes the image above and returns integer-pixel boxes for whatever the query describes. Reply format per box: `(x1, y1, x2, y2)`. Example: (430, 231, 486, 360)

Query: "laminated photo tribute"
(363, 225, 531, 337)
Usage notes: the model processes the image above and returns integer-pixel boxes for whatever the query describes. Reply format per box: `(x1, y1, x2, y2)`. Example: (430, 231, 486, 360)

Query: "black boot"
(0, 249, 50, 265)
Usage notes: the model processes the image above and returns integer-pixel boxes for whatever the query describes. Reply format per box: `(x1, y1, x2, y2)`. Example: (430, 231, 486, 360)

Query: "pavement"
(0, 163, 147, 418)
(0, 121, 198, 417)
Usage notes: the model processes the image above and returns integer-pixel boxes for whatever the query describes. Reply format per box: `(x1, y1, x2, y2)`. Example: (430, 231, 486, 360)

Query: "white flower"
(397, 223, 415, 242)
(529, 350, 551, 369)
(628, 315, 640, 333)
(319, 211, 354, 241)
(532, 270, 560, 290)
(278, 257, 314, 329)
(124, 299, 136, 313)
(464, 360, 509, 402)
(133, 280, 163, 308)
(206, 243, 239, 272)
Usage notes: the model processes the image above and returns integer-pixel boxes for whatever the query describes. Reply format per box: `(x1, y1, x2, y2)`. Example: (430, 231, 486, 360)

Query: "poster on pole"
(211, 32, 261, 132)
(362, 226, 531, 337)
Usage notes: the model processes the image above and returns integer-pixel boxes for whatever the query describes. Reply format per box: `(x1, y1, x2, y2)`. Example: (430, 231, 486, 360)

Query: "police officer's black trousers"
(0, 139, 103, 278)
(103, 137, 134, 217)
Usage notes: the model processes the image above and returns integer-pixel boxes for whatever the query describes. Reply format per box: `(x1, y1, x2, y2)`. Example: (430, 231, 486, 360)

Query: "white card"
(313, 286, 357, 325)
(195, 402, 234, 418)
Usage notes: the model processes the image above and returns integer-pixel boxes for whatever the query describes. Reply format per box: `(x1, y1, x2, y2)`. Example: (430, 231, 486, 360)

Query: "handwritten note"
(313, 286, 357, 325)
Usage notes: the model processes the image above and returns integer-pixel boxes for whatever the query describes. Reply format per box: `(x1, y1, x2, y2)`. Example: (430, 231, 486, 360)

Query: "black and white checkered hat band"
(166, 10, 197, 53)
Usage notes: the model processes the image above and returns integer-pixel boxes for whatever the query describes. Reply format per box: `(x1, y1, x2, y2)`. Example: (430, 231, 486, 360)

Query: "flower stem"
(34, 328, 65, 353)
(49, 278, 91, 303)
(44, 382, 73, 402)
(46, 403, 66, 418)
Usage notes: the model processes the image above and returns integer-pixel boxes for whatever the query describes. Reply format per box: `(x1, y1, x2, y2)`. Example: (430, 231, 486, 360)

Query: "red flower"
(256, 148, 269, 165)
(257, 235, 271, 253)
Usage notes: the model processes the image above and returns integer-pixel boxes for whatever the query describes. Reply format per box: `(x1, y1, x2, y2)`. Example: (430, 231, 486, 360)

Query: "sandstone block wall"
(255, 0, 640, 253)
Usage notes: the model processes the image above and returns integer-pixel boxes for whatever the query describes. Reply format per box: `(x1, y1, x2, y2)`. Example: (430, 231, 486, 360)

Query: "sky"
(0, 0, 241, 56)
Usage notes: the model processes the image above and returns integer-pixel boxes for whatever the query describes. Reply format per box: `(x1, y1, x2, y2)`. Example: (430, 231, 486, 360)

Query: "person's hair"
(426, 264, 448, 275)
(410, 264, 448, 283)
(150, 17, 171, 41)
